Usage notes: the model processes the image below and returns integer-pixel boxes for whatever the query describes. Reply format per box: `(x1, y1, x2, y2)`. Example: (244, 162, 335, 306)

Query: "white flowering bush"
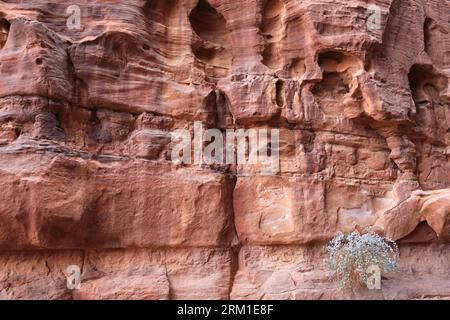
(327, 231, 400, 290)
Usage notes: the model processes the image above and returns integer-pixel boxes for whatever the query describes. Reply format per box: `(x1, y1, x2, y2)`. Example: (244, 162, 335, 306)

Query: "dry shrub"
(327, 231, 399, 290)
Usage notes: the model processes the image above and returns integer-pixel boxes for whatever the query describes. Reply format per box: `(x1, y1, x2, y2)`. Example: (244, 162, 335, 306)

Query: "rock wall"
(0, 0, 449, 299)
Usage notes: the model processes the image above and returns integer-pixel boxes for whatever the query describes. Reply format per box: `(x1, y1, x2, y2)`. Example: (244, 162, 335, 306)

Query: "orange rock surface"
(0, 0, 448, 299)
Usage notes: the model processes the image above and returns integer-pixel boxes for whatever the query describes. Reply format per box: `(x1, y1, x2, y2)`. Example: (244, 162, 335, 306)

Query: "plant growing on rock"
(327, 231, 400, 290)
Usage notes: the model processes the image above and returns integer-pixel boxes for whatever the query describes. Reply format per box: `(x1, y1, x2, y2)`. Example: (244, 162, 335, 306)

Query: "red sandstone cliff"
(0, 0, 449, 299)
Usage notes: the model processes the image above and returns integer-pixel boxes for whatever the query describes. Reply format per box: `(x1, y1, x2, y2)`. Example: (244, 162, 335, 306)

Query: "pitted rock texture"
(0, 0, 449, 299)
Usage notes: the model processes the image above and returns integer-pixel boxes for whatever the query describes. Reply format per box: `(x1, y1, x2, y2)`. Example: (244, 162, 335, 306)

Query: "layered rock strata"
(0, 0, 448, 299)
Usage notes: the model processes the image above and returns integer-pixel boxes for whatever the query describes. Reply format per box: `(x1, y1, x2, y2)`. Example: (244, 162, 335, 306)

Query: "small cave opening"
(192, 45, 216, 61)
(317, 50, 364, 92)
(214, 89, 232, 128)
(189, 0, 230, 46)
(408, 64, 443, 107)
(423, 17, 435, 56)
(318, 51, 363, 75)
(311, 51, 366, 117)
(188, 0, 231, 76)
(0, 18, 10, 49)
(275, 79, 284, 108)
(318, 51, 345, 65)
(261, 0, 285, 70)
(144, 0, 176, 26)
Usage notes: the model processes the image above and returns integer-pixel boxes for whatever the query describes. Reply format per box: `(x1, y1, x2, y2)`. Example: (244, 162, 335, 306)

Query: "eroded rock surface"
(0, 0, 448, 299)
